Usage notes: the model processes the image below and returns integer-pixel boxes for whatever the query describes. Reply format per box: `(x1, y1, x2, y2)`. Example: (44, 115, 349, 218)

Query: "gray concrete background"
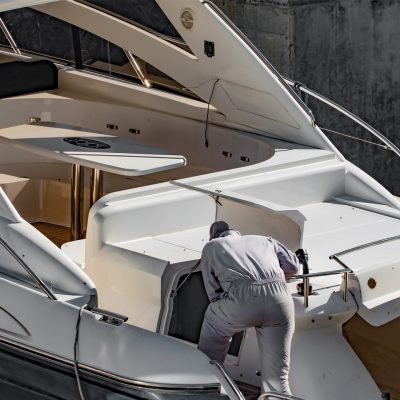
(212, 0, 400, 194)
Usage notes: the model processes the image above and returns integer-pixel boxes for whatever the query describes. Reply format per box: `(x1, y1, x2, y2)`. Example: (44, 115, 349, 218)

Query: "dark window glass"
(80, 29, 128, 71)
(82, 0, 181, 39)
(78, 28, 196, 97)
(0, 26, 8, 47)
(168, 272, 244, 356)
(0, 7, 197, 98)
(0, 8, 75, 63)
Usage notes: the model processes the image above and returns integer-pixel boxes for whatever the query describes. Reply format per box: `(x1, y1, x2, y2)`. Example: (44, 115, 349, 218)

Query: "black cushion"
(0, 60, 58, 99)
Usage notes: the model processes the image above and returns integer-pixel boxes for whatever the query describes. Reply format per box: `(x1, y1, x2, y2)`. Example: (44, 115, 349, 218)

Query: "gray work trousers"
(198, 280, 295, 395)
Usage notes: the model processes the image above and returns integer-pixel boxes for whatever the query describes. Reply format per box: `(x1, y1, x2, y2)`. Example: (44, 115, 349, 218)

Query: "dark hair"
(209, 221, 230, 240)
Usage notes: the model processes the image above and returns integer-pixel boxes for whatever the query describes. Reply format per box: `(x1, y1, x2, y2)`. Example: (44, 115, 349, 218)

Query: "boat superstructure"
(0, 1, 399, 399)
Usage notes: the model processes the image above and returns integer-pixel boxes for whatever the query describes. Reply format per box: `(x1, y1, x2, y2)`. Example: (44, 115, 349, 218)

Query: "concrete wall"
(212, 0, 400, 195)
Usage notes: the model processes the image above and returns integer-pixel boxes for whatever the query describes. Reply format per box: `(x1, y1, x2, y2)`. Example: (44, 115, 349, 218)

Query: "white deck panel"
(299, 202, 400, 273)
(116, 238, 200, 264)
(115, 227, 209, 264)
(155, 226, 210, 253)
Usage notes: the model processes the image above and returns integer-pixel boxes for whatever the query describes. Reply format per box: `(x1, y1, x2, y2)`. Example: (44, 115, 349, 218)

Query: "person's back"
(201, 230, 299, 301)
(199, 222, 299, 395)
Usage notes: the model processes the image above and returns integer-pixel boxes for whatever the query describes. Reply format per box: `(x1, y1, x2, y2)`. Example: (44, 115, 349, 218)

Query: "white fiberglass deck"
(115, 226, 208, 264)
(299, 201, 400, 273)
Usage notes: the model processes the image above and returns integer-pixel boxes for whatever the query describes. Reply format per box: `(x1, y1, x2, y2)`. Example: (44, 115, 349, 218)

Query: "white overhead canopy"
(0, 0, 57, 12)
(33, 0, 337, 152)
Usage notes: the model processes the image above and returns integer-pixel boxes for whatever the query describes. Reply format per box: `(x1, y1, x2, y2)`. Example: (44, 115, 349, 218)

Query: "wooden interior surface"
(32, 222, 70, 248)
(343, 314, 400, 400)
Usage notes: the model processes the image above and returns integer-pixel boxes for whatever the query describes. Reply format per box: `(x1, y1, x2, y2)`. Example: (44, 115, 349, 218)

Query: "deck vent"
(63, 137, 110, 149)
(240, 156, 250, 163)
(129, 128, 141, 135)
(107, 124, 118, 130)
(222, 151, 232, 158)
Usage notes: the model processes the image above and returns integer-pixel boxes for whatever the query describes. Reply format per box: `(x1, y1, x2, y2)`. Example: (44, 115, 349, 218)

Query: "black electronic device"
(295, 248, 313, 296)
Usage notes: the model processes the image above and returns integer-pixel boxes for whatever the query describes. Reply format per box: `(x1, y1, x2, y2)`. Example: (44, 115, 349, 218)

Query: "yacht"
(0, 1, 399, 399)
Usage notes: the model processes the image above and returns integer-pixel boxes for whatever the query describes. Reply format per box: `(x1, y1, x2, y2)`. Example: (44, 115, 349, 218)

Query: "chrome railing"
(258, 392, 306, 400)
(209, 360, 246, 400)
(123, 50, 151, 88)
(0, 17, 21, 55)
(293, 268, 351, 308)
(0, 238, 56, 300)
(296, 234, 400, 307)
(330, 234, 400, 258)
(284, 79, 400, 159)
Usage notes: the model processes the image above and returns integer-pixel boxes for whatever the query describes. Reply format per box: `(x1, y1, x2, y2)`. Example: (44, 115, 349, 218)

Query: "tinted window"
(0, 7, 196, 97)
(0, 26, 8, 47)
(168, 272, 244, 356)
(80, 29, 129, 72)
(82, 0, 181, 39)
(0, 8, 74, 63)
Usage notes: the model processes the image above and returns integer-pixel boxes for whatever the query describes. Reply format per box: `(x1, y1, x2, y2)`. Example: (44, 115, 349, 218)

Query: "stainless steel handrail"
(330, 234, 400, 258)
(209, 360, 246, 400)
(292, 266, 352, 307)
(123, 50, 150, 88)
(258, 391, 306, 400)
(328, 235, 400, 304)
(0, 238, 56, 300)
(284, 78, 400, 158)
(0, 17, 21, 55)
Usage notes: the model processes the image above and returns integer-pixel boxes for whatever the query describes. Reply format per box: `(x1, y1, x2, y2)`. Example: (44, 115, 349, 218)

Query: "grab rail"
(330, 234, 400, 258)
(209, 360, 246, 400)
(0, 238, 56, 300)
(258, 392, 305, 400)
(284, 79, 400, 159)
(297, 234, 400, 307)
(0, 17, 21, 55)
(293, 268, 351, 308)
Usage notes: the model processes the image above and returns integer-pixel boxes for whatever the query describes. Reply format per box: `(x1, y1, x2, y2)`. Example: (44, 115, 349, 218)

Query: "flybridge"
(29, 0, 335, 150)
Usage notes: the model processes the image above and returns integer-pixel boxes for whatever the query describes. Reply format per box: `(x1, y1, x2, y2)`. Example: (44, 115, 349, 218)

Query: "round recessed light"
(181, 9, 194, 30)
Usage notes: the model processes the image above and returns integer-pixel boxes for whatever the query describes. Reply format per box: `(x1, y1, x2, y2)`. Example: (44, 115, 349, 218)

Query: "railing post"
(343, 271, 349, 302)
(303, 276, 309, 308)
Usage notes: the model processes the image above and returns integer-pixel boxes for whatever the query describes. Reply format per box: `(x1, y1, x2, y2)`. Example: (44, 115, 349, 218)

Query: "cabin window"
(0, 7, 198, 98)
(78, 0, 183, 41)
(168, 271, 244, 358)
(0, 8, 75, 64)
(0, 27, 8, 47)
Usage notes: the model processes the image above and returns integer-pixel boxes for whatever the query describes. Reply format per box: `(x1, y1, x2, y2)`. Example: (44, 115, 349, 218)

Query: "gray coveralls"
(198, 230, 299, 395)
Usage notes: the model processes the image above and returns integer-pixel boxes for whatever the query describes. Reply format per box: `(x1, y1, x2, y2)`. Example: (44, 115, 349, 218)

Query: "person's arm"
(201, 248, 224, 302)
(272, 239, 300, 279)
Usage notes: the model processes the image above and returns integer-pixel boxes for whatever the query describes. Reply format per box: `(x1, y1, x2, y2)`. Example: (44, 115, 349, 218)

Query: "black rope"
(204, 79, 220, 148)
(74, 306, 87, 400)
